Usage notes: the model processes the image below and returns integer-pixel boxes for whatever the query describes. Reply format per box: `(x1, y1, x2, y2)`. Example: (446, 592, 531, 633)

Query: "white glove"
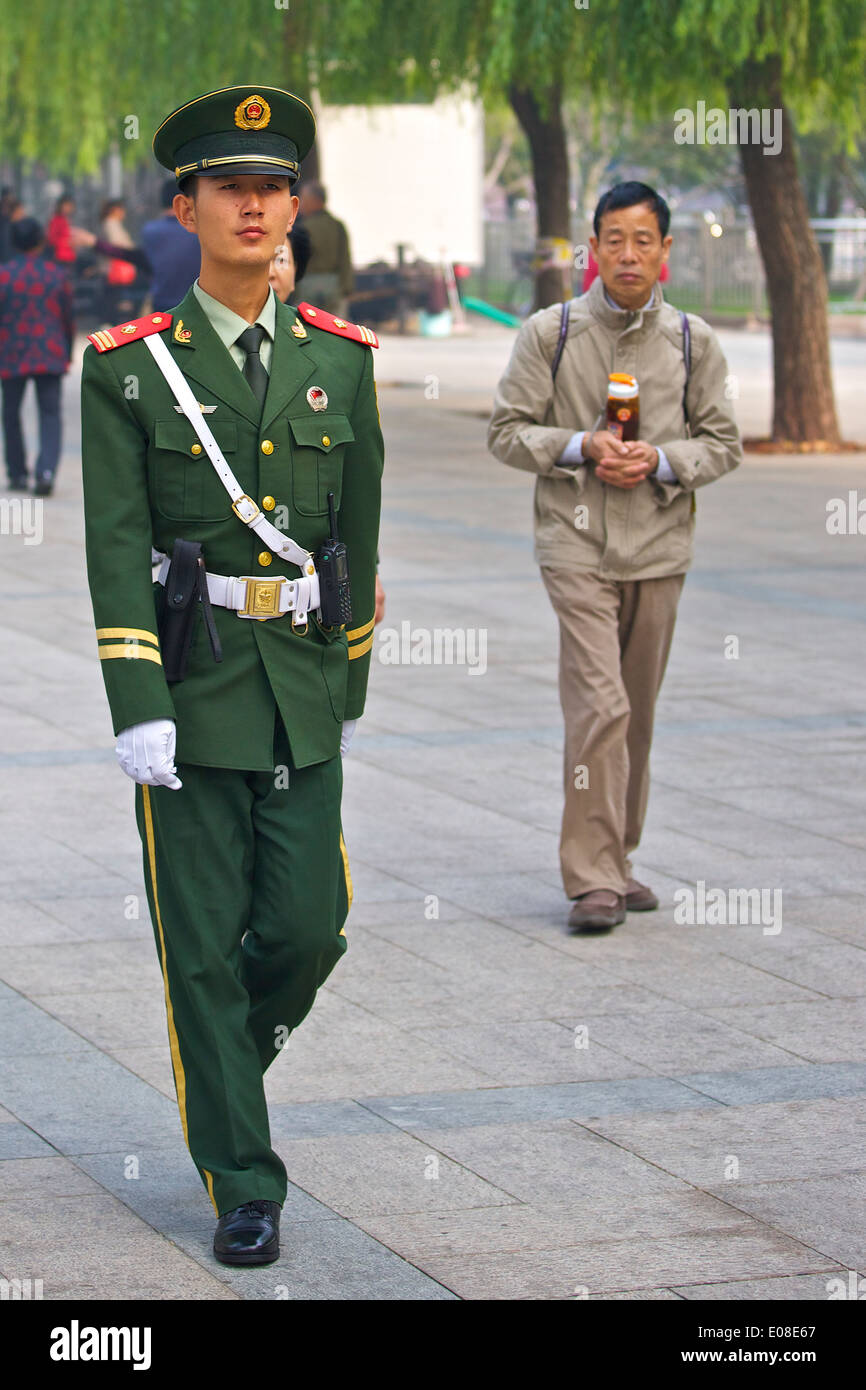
(115, 718, 183, 789)
(340, 719, 357, 757)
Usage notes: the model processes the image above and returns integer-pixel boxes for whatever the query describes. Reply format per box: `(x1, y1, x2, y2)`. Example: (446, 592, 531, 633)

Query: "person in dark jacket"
(76, 178, 201, 313)
(0, 217, 74, 494)
(142, 177, 201, 309)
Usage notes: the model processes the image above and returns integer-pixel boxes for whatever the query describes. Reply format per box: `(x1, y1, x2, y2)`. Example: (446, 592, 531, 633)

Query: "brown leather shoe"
(568, 890, 626, 932)
(625, 877, 659, 912)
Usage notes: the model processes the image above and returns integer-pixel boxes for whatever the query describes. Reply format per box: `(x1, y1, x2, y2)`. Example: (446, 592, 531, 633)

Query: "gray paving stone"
(362, 1076, 720, 1132)
(0, 1050, 181, 1153)
(271, 1130, 520, 1219)
(249, 1216, 457, 1300)
(0, 989, 95, 1056)
(30, 989, 172, 1052)
(268, 1100, 396, 1140)
(582, 1096, 866, 1185)
(357, 1187, 753, 1260)
(392, 1120, 687, 1206)
(404, 1227, 833, 1300)
(573, 1008, 802, 1075)
(262, 989, 499, 1103)
(673, 1272, 856, 1300)
(106, 1045, 175, 1099)
(405, 1019, 657, 1086)
(0, 939, 161, 997)
(0, 1193, 238, 1299)
(75, 1146, 332, 1230)
(678, 1061, 866, 1106)
(0, 1123, 56, 1160)
(0, 1156, 105, 1201)
(706, 1174, 866, 1270)
(703, 998, 866, 1063)
(24, 892, 154, 943)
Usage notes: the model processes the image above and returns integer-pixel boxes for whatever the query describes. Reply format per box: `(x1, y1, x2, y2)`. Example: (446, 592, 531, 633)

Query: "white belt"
(158, 556, 320, 624)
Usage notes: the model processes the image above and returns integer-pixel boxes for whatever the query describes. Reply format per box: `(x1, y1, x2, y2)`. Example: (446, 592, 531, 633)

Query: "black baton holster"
(157, 539, 223, 683)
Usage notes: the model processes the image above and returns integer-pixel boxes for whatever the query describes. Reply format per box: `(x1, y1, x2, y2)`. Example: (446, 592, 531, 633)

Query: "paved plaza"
(0, 321, 865, 1299)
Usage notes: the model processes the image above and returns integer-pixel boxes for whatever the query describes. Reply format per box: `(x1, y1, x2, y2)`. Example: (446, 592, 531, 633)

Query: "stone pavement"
(0, 320, 865, 1300)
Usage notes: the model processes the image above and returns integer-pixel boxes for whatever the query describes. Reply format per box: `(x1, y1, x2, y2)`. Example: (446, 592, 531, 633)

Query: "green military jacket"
(80, 285, 383, 771)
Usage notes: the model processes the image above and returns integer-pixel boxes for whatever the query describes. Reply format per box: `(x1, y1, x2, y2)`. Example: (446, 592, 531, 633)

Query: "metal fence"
(472, 214, 866, 319)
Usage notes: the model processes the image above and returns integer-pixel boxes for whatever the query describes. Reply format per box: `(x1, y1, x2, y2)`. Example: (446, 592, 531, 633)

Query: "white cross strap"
(144, 331, 316, 576)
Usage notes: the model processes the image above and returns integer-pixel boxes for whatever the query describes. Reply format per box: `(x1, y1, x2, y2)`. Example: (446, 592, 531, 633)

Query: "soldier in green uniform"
(80, 86, 383, 1266)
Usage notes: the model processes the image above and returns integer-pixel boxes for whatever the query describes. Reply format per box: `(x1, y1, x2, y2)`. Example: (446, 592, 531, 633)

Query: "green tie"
(237, 324, 268, 410)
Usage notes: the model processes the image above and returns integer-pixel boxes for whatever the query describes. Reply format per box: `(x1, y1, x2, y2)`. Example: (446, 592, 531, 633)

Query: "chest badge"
(306, 386, 328, 412)
(174, 403, 217, 414)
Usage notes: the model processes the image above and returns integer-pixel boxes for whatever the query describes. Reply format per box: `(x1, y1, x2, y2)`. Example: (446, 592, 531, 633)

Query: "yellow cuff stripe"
(347, 616, 375, 642)
(99, 644, 163, 665)
(96, 627, 160, 647)
(347, 633, 374, 660)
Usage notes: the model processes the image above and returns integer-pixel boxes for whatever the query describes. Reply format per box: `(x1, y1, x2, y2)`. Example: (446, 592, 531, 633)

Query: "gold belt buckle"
(238, 575, 285, 618)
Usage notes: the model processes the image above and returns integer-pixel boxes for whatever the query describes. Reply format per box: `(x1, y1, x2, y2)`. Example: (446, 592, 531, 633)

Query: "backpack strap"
(550, 300, 571, 380)
(681, 310, 692, 428)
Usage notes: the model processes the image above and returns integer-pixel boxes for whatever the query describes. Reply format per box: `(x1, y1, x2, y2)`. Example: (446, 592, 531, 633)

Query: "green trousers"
(134, 715, 350, 1216)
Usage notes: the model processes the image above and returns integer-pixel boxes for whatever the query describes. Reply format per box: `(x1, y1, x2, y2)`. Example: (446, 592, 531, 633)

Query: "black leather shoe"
(213, 1199, 281, 1265)
(34, 474, 54, 497)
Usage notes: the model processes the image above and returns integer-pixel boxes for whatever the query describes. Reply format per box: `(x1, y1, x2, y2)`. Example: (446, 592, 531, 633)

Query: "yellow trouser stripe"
(339, 832, 353, 928)
(346, 616, 375, 642)
(203, 1168, 216, 1208)
(347, 633, 373, 660)
(140, 787, 212, 1205)
(96, 627, 160, 646)
(99, 644, 162, 665)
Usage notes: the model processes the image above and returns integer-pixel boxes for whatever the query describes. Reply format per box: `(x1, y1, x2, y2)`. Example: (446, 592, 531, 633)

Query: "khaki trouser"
(540, 568, 685, 899)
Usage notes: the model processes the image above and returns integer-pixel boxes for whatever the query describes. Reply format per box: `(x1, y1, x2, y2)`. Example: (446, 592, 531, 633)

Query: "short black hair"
(161, 177, 179, 209)
(177, 174, 198, 198)
(288, 221, 311, 283)
(12, 217, 43, 252)
(593, 182, 670, 239)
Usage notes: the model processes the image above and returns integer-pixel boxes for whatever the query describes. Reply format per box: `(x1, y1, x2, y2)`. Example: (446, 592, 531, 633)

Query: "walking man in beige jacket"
(488, 182, 741, 931)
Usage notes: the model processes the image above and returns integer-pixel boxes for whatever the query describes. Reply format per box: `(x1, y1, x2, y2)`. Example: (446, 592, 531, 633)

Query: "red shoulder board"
(296, 303, 379, 347)
(87, 312, 173, 353)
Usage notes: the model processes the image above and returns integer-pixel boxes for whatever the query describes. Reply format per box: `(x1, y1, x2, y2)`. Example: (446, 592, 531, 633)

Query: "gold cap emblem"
(234, 94, 271, 130)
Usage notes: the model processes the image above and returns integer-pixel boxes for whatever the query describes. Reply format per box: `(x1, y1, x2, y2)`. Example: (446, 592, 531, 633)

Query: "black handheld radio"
(316, 491, 352, 626)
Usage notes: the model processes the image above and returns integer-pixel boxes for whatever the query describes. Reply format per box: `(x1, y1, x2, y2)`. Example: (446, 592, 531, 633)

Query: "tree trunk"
(281, 8, 319, 189)
(508, 83, 571, 312)
(730, 58, 841, 446)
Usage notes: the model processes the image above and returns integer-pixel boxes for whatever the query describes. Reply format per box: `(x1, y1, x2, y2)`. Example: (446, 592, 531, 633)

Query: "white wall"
(314, 95, 484, 268)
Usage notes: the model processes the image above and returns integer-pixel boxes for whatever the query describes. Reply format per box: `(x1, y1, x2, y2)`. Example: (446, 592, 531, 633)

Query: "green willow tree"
(324, 0, 866, 446)
(585, 0, 866, 448)
(2, 0, 864, 443)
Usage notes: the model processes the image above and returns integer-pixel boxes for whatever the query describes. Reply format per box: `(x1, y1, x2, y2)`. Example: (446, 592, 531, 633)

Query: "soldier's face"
(590, 203, 672, 309)
(175, 175, 298, 273)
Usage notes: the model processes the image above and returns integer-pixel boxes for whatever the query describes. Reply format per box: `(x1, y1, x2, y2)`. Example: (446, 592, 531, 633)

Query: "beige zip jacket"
(487, 276, 742, 578)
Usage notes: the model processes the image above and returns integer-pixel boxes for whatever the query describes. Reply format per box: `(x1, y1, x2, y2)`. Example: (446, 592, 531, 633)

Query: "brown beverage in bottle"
(606, 373, 640, 441)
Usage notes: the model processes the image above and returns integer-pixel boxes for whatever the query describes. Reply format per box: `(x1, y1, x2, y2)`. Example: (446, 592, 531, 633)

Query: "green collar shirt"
(192, 278, 276, 374)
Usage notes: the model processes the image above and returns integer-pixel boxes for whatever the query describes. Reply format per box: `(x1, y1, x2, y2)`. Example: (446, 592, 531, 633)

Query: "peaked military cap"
(153, 85, 315, 186)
